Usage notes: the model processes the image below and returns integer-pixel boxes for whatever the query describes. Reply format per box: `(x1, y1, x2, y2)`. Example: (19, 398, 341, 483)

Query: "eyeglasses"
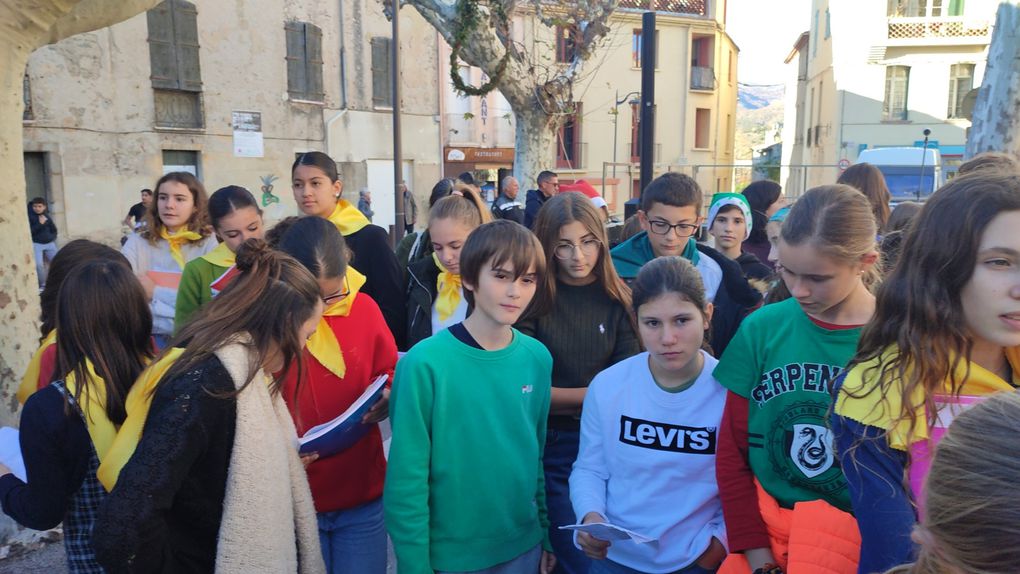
(648, 220, 699, 237)
(554, 238, 602, 260)
(322, 278, 350, 305)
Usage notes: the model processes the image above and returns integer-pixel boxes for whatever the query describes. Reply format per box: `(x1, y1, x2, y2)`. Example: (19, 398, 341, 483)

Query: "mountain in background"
(735, 83, 785, 162)
(738, 83, 785, 110)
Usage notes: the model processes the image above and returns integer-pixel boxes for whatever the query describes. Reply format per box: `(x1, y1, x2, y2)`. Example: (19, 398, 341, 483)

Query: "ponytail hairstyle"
(53, 259, 154, 425)
(527, 192, 632, 318)
(428, 189, 491, 232)
(276, 216, 349, 281)
(429, 178, 456, 208)
(846, 171, 1020, 448)
(39, 239, 128, 341)
(292, 151, 340, 184)
(741, 180, 782, 245)
(631, 256, 711, 351)
(160, 239, 321, 397)
(781, 184, 881, 291)
(208, 185, 262, 230)
(142, 171, 211, 245)
(886, 392, 1020, 574)
(837, 162, 892, 230)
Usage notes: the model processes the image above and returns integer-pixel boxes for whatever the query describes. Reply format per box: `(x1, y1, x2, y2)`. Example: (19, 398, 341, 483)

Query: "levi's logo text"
(750, 363, 843, 407)
(618, 416, 717, 454)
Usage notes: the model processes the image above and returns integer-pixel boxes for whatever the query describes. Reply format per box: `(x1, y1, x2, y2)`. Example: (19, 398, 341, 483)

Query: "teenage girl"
(404, 192, 491, 350)
(884, 392, 1020, 574)
(740, 180, 785, 270)
(93, 240, 326, 573)
(122, 171, 216, 349)
(762, 207, 792, 305)
(18, 240, 129, 404)
(571, 256, 728, 574)
(517, 191, 641, 574)
(0, 257, 153, 572)
(276, 216, 397, 574)
(714, 185, 880, 574)
(837, 162, 891, 232)
(832, 171, 1020, 574)
(175, 185, 264, 329)
(292, 151, 406, 347)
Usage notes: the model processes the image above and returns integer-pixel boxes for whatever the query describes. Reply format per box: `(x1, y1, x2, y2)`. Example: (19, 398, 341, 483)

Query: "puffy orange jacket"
(719, 482, 860, 574)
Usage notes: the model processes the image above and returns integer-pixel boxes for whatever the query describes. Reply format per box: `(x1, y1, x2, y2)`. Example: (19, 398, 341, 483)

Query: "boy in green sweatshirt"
(385, 220, 556, 574)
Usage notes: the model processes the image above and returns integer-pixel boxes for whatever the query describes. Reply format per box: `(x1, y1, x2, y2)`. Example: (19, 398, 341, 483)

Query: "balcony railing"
(887, 17, 990, 44)
(691, 66, 715, 90)
(618, 0, 707, 16)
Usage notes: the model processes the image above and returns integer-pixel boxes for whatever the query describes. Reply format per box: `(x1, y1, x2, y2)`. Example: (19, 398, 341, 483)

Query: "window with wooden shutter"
(285, 22, 324, 102)
(371, 37, 392, 108)
(883, 65, 910, 121)
(146, 0, 202, 92)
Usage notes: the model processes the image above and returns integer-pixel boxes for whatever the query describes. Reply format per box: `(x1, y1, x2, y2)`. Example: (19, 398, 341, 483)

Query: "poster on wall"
(232, 111, 264, 158)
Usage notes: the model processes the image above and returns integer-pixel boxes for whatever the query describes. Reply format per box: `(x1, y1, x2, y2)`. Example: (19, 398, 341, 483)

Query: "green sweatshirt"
(174, 257, 229, 331)
(384, 328, 553, 574)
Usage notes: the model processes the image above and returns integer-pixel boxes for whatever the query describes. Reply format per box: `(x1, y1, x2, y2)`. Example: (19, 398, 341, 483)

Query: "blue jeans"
(543, 428, 590, 574)
(589, 558, 717, 574)
(33, 241, 57, 288)
(317, 497, 387, 574)
(436, 544, 541, 574)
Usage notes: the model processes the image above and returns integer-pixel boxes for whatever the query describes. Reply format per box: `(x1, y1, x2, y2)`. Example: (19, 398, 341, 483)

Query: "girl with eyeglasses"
(276, 216, 398, 574)
(404, 191, 491, 350)
(517, 191, 640, 574)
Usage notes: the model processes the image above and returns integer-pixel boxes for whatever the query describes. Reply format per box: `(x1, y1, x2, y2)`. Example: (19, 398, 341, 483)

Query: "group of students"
(1, 147, 1019, 574)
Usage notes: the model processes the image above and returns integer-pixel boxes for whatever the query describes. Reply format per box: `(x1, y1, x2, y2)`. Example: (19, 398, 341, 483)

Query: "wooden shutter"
(305, 23, 324, 102)
(173, 0, 202, 92)
(147, 1, 178, 89)
(371, 37, 392, 107)
(285, 21, 307, 99)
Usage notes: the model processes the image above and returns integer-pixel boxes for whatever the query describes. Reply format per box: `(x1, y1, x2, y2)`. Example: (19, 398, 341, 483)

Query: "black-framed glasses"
(554, 238, 602, 260)
(648, 219, 699, 237)
(322, 278, 350, 305)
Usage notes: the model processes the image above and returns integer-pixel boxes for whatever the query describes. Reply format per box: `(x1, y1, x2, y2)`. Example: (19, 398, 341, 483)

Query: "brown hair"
(159, 239, 321, 397)
(957, 151, 1020, 176)
(142, 172, 211, 244)
(527, 192, 633, 319)
(429, 191, 491, 231)
(39, 239, 129, 341)
(837, 162, 891, 230)
(846, 171, 1020, 449)
(53, 259, 154, 424)
(631, 256, 712, 351)
(885, 392, 1020, 574)
(781, 184, 881, 290)
(459, 220, 546, 309)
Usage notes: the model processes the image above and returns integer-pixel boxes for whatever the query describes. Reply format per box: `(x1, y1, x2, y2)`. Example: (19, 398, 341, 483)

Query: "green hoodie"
(610, 231, 700, 279)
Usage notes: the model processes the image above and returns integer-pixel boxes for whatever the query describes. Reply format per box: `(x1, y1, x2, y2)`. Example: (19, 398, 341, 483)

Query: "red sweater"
(282, 292, 398, 513)
(716, 391, 771, 552)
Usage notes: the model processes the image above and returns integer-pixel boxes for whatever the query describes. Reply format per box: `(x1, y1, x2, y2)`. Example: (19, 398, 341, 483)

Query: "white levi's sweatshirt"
(570, 350, 728, 573)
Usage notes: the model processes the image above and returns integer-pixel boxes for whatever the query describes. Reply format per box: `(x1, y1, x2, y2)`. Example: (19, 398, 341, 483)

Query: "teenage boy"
(611, 172, 761, 354)
(525, 170, 559, 229)
(385, 220, 557, 574)
(706, 192, 772, 281)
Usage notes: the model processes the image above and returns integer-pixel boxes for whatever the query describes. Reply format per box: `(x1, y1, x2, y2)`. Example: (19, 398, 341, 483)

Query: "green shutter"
(173, 0, 202, 92)
(371, 37, 391, 107)
(305, 23, 324, 102)
(147, 1, 179, 89)
(285, 21, 306, 99)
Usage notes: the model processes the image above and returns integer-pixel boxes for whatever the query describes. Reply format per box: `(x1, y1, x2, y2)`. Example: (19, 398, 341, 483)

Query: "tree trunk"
(966, 2, 1020, 158)
(512, 107, 557, 190)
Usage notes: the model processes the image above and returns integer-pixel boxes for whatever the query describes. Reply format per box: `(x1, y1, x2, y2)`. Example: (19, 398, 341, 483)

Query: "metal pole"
(639, 11, 656, 195)
(392, 2, 405, 242)
(613, 89, 619, 179)
(916, 128, 930, 202)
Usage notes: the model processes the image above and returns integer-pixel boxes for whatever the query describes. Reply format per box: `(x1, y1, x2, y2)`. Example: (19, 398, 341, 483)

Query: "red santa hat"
(560, 180, 608, 210)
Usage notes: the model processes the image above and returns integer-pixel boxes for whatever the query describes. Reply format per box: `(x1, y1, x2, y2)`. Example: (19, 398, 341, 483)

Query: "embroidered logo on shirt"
(618, 415, 717, 454)
(522, 384, 533, 394)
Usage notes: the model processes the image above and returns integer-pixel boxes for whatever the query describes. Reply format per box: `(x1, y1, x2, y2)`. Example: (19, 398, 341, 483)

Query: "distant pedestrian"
(123, 188, 153, 230)
(28, 197, 58, 289)
(358, 189, 374, 222)
(525, 170, 559, 228)
(402, 181, 417, 234)
(491, 175, 525, 224)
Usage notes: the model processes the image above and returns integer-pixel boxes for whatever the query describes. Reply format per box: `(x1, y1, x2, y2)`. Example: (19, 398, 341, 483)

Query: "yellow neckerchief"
(159, 227, 204, 269)
(200, 241, 235, 268)
(432, 252, 462, 322)
(62, 360, 120, 461)
(835, 346, 1020, 450)
(97, 347, 185, 491)
(18, 330, 57, 404)
(306, 267, 367, 379)
(326, 200, 370, 236)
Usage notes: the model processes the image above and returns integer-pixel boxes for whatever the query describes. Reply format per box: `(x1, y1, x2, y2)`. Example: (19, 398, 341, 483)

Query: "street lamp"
(612, 89, 641, 178)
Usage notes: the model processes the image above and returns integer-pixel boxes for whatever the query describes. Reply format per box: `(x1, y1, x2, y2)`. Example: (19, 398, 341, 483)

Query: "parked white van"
(855, 147, 944, 201)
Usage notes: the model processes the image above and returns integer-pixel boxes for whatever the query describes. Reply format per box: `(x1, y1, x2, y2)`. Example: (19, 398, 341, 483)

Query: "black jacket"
(491, 194, 525, 225)
(28, 205, 57, 244)
(404, 255, 441, 351)
(736, 251, 772, 282)
(345, 224, 406, 349)
(697, 244, 763, 355)
(524, 189, 549, 229)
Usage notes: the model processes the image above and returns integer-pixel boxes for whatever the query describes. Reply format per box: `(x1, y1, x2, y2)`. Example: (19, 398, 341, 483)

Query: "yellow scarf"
(63, 361, 120, 462)
(432, 252, 462, 322)
(159, 227, 204, 269)
(200, 241, 235, 268)
(835, 346, 1020, 450)
(18, 330, 57, 404)
(305, 267, 366, 379)
(97, 347, 185, 491)
(326, 200, 370, 236)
